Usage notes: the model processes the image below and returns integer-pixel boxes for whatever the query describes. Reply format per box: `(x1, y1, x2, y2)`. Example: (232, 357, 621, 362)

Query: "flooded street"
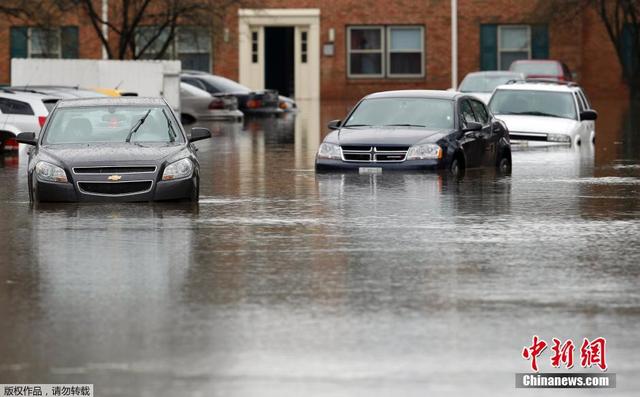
(1, 99, 639, 396)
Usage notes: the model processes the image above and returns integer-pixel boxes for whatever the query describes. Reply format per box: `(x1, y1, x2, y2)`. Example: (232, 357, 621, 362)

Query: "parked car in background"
(457, 71, 524, 103)
(509, 60, 573, 81)
(0, 89, 60, 152)
(489, 80, 596, 146)
(316, 90, 512, 175)
(181, 71, 284, 115)
(180, 82, 243, 123)
(16, 97, 211, 202)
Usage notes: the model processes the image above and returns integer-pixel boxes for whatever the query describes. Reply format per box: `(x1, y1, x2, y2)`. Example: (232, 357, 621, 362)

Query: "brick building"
(0, 0, 629, 100)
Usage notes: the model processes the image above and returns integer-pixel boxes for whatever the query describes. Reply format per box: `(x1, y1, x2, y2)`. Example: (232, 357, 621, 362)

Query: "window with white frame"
(348, 25, 424, 78)
(135, 26, 211, 72)
(498, 25, 530, 70)
(30, 28, 61, 58)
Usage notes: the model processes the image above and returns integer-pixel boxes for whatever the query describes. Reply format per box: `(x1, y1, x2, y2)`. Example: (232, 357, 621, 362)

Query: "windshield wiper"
(384, 123, 426, 127)
(508, 111, 562, 118)
(161, 108, 177, 143)
(126, 109, 152, 142)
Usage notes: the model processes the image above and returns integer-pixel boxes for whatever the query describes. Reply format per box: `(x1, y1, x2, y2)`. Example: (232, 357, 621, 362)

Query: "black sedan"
(17, 97, 211, 202)
(181, 71, 283, 115)
(315, 90, 512, 175)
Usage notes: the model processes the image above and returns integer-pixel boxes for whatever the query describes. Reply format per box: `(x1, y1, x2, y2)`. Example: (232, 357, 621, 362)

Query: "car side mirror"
(16, 132, 37, 145)
(463, 121, 483, 133)
(580, 109, 598, 121)
(189, 127, 211, 142)
(328, 119, 341, 130)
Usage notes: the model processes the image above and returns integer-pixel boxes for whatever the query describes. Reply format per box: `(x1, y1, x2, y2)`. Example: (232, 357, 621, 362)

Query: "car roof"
(464, 71, 523, 77)
(493, 81, 580, 92)
(9, 86, 107, 98)
(511, 59, 561, 64)
(55, 97, 167, 108)
(365, 90, 460, 100)
(0, 89, 60, 101)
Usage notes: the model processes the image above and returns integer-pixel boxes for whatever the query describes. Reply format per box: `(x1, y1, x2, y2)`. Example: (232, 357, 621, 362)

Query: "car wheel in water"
(497, 154, 512, 175)
(450, 157, 465, 178)
(190, 178, 200, 202)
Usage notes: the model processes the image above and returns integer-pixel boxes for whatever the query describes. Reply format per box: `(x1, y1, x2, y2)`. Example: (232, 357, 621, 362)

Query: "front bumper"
(35, 177, 196, 202)
(315, 158, 442, 172)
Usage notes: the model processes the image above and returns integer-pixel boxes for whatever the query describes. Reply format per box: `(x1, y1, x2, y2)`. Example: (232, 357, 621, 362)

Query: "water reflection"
(1, 98, 640, 396)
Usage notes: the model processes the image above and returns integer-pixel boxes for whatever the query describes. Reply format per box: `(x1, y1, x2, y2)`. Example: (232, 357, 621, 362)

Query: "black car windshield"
(199, 75, 251, 94)
(343, 98, 454, 129)
(43, 106, 184, 144)
(459, 74, 520, 93)
(489, 90, 577, 120)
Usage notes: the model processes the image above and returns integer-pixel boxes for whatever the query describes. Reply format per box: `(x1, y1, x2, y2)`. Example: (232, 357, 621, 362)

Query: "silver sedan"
(180, 82, 243, 123)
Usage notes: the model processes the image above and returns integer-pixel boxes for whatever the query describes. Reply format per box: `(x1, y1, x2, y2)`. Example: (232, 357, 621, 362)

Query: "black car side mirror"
(580, 110, 598, 121)
(328, 119, 342, 130)
(16, 132, 37, 145)
(463, 121, 483, 133)
(189, 127, 211, 142)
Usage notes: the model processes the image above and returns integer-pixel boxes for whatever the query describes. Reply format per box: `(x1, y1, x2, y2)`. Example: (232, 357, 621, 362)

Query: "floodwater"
(0, 99, 639, 396)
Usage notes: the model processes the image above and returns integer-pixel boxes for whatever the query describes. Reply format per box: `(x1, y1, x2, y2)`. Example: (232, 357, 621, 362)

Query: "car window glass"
(344, 98, 454, 129)
(470, 100, 489, 124)
(182, 78, 206, 91)
(574, 92, 586, 112)
(489, 90, 577, 120)
(578, 89, 591, 109)
(0, 98, 35, 115)
(460, 100, 477, 124)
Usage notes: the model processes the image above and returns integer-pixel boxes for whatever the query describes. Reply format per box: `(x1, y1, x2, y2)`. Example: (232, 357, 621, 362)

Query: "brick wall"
(0, 0, 629, 100)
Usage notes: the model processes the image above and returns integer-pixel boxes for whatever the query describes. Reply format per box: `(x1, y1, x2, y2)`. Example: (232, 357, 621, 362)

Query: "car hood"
(337, 127, 448, 146)
(40, 143, 186, 166)
(494, 115, 579, 134)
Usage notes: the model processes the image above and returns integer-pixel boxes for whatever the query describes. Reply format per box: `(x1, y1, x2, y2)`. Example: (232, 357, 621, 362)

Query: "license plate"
(359, 167, 382, 174)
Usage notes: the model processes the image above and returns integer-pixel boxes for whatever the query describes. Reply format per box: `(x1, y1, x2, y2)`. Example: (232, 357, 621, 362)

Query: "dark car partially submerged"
(181, 71, 282, 115)
(17, 97, 211, 202)
(316, 90, 512, 175)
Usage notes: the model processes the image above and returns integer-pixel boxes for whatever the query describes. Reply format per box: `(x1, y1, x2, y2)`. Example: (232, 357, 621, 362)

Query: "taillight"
(246, 99, 262, 109)
(209, 98, 225, 110)
(3, 138, 18, 151)
(38, 116, 47, 127)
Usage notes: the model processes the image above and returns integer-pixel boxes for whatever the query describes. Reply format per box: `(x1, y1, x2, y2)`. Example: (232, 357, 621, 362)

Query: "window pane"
(389, 52, 421, 75)
(350, 29, 381, 50)
(390, 28, 421, 50)
(178, 27, 210, 53)
(179, 53, 210, 72)
(500, 51, 528, 70)
(350, 53, 382, 75)
(31, 28, 59, 56)
(500, 26, 528, 50)
(135, 27, 171, 56)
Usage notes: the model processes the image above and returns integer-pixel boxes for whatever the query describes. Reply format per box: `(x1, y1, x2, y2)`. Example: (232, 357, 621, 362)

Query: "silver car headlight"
(406, 144, 442, 160)
(317, 142, 342, 160)
(35, 161, 67, 183)
(162, 158, 193, 181)
(547, 133, 571, 143)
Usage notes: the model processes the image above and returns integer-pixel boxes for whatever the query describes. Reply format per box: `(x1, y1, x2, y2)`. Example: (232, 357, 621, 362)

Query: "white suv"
(488, 80, 596, 146)
(0, 90, 59, 151)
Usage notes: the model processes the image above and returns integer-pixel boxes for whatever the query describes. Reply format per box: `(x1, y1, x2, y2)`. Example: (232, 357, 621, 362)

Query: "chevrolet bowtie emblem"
(107, 175, 122, 181)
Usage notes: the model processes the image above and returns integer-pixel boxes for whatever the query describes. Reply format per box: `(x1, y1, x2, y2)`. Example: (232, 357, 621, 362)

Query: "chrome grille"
(73, 166, 157, 174)
(341, 146, 409, 162)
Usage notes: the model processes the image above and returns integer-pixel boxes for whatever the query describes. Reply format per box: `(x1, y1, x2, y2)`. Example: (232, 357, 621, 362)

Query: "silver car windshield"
(343, 98, 454, 129)
(43, 106, 183, 144)
(489, 90, 577, 120)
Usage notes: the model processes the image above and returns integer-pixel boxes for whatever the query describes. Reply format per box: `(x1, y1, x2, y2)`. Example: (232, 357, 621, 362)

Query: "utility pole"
(451, 0, 458, 89)
(102, 0, 109, 59)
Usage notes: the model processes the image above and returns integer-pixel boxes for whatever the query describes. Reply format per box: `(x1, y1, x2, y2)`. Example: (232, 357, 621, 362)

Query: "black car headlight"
(162, 158, 193, 181)
(317, 143, 342, 160)
(406, 144, 442, 160)
(35, 161, 68, 183)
